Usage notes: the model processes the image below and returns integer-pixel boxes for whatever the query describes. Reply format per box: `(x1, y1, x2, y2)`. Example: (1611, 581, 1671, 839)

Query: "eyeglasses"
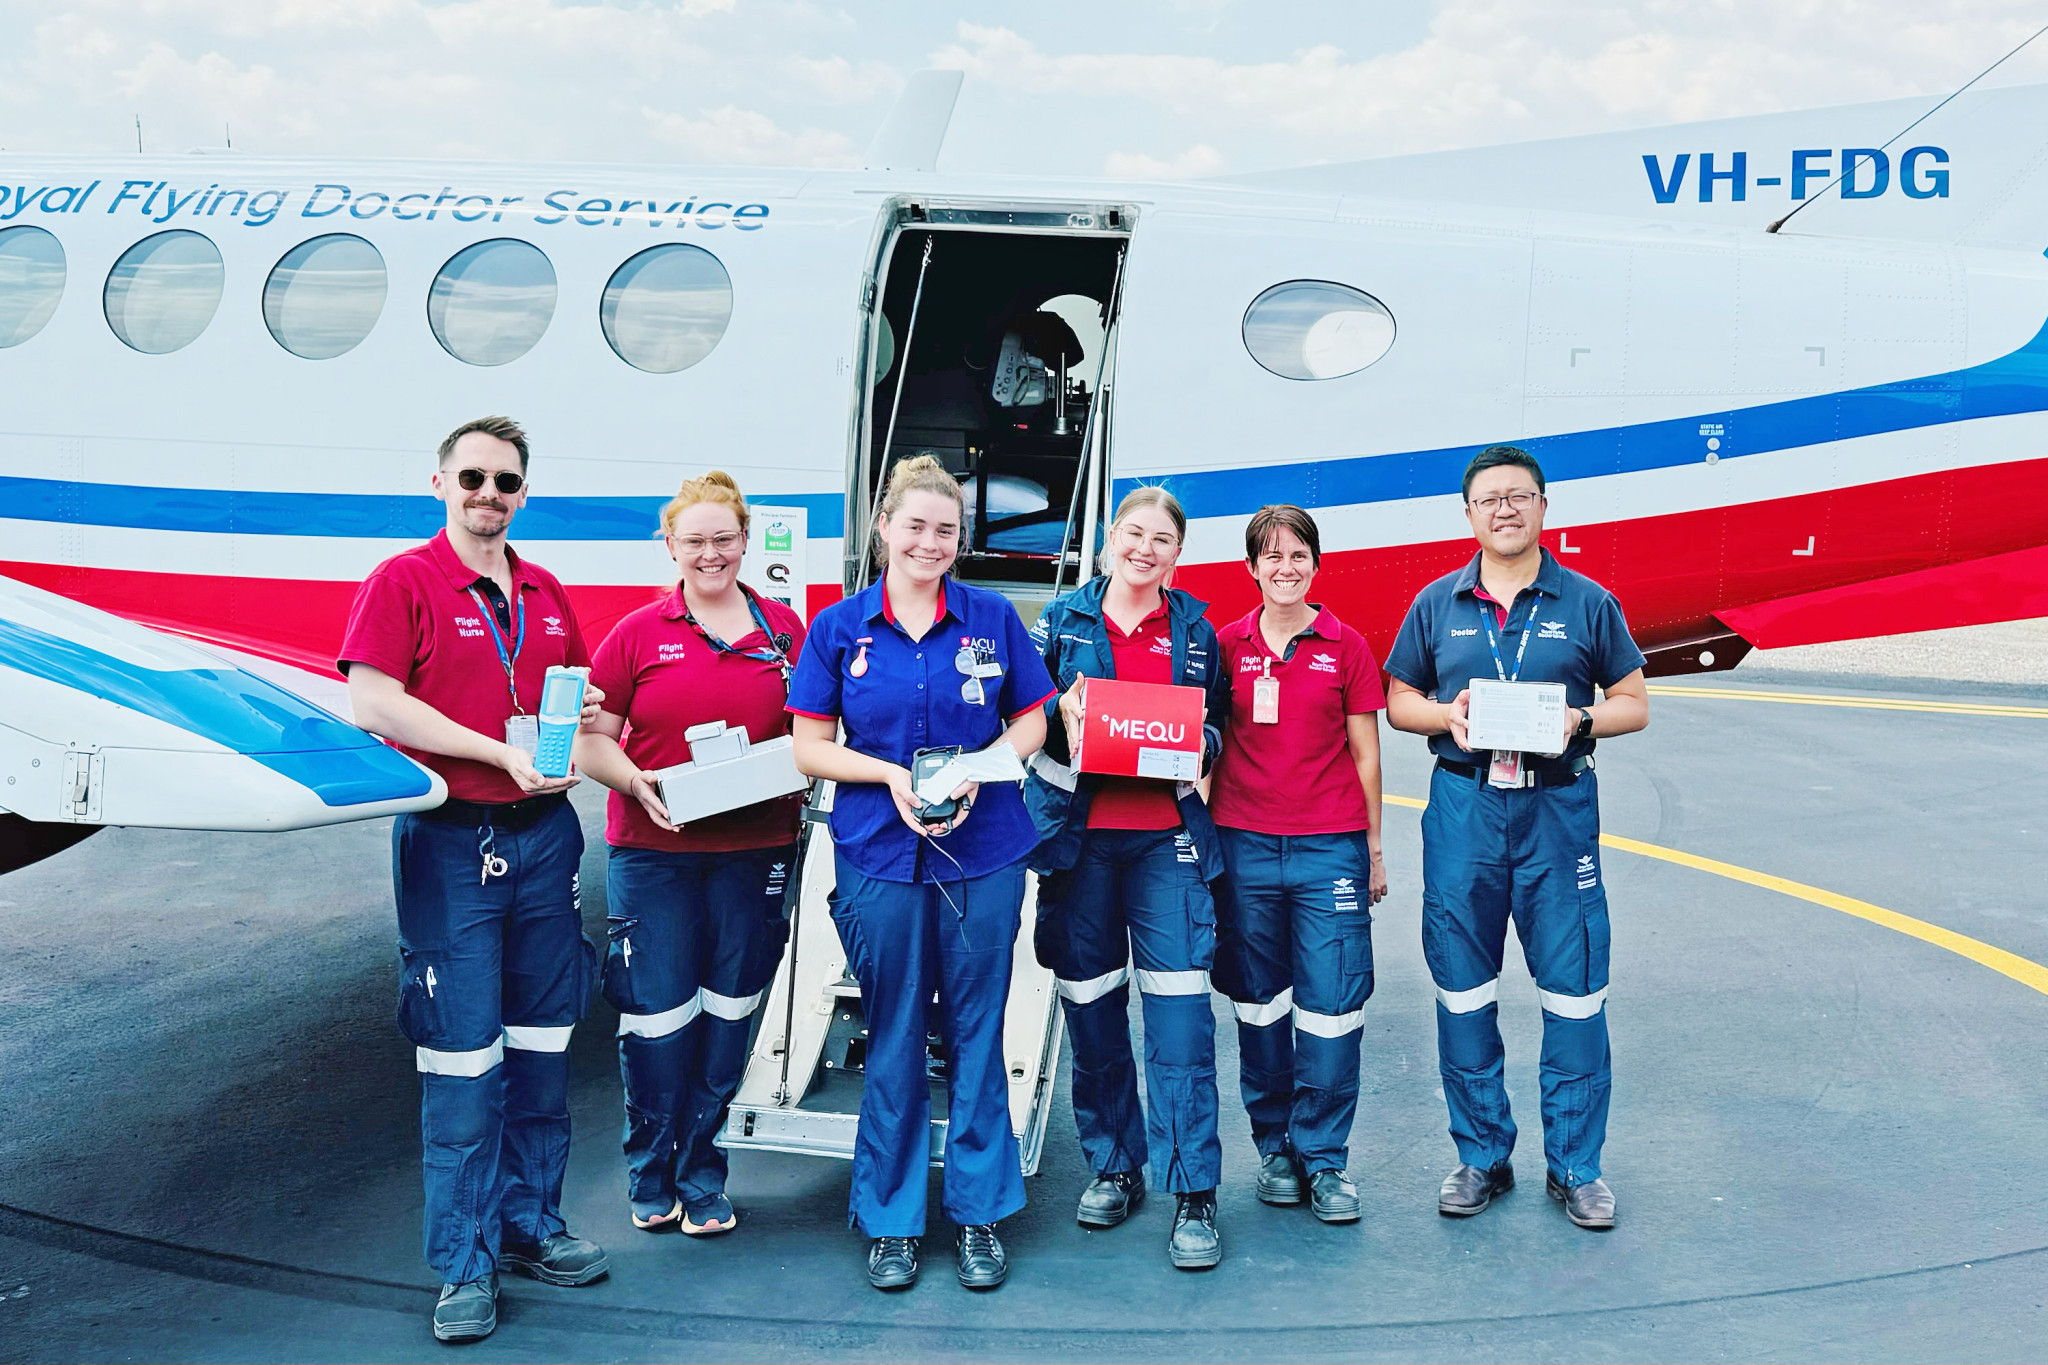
(673, 532, 744, 555)
(454, 468, 525, 495)
(1115, 523, 1182, 554)
(1469, 491, 1541, 513)
(955, 644, 993, 704)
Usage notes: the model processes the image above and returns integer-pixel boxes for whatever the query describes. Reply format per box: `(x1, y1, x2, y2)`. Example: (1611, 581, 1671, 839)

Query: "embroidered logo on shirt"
(454, 614, 486, 639)
(1449, 627, 1478, 637)
(542, 614, 566, 637)
(1310, 652, 1338, 674)
(1238, 656, 1265, 673)
(656, 642, 689, 663)
(1150, 634, 1173, 655)
(1539, 620, 1570, 640)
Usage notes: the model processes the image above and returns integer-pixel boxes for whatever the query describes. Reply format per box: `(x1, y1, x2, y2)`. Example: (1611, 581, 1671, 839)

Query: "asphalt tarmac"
(4, 662, 2048, 1362)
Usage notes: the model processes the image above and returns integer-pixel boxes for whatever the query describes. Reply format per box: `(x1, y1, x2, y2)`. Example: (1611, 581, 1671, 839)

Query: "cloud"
(1102, 142, 1224, 178)
(642, 103, 858, 166)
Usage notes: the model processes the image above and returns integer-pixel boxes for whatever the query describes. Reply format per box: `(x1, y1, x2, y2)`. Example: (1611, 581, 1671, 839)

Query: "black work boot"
(1169, 1189, 1222, 1269)
(1547, 1174, 1616, 1229)
(500, 1231, 610, 1286)
(1076, 1170, 1145, 1228)
(1255, 1151, 1303, 1206)
(1437, 1162, 1514, 1217)
(867, 1235, 920, 1289)
(955, 1223, 1008, 1289)
(431, 1275, 497, 1343)
(1309, 1169, 1362, 1223)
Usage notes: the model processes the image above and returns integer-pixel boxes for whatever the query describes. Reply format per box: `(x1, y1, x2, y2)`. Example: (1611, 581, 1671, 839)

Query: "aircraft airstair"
(717, 784, 1067, 1175)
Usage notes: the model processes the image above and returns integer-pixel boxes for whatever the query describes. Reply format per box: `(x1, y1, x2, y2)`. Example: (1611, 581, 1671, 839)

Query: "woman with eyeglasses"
(786, 455, 1054, 1293)
(575, 471, 806, 1239)
(1207, 504, 1387, 1225)
(1024, 486, 1233, 1269)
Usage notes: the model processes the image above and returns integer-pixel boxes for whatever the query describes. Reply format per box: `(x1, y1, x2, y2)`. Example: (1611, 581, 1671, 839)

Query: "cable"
(1769, 20, 2048, 233)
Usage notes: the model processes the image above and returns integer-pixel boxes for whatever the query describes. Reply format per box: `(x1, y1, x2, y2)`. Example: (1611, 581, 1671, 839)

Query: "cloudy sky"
(3, 1, 2047, 175)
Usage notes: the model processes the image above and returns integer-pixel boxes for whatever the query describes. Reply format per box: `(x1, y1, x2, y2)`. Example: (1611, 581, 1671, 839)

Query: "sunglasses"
(452, 468, 526, 495)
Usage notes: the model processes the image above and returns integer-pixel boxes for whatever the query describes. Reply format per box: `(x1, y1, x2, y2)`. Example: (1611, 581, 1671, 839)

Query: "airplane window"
(263, 234, 387, 360)
(599, 244, 732, 373)
(103, 230, 225, 355)
(0, 226, 65, 348)
(428, 238, 557, 366)
(1242, 280, 1396, 381)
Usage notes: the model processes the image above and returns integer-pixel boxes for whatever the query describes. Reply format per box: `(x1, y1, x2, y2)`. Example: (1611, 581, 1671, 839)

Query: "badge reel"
(1252, 659, 1280, 725)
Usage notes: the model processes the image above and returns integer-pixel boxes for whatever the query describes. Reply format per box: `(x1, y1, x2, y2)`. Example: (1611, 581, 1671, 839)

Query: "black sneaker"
(1169, 1190, 1222, 1269)
(1255, 1151, 1303, 1206)
(1076, 1170, 1145, 1228)
(956, 1223, 1007, 1290)
(500, 1231, 609, 1286)
(867, 1235, 920, 1290)
(431, 1275, 497, 1343)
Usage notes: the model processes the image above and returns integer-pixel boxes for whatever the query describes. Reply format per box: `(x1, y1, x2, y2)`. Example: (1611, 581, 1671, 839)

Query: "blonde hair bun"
(662, 469, 750, 536)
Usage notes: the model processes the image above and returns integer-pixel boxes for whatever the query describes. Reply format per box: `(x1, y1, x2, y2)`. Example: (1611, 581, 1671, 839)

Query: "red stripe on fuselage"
(6, 459, 2043, 671)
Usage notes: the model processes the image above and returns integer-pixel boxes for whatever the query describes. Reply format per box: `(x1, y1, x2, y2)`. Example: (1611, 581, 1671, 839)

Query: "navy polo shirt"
(788, 575, 1056, 883)
(1385, 549, 1645, 765)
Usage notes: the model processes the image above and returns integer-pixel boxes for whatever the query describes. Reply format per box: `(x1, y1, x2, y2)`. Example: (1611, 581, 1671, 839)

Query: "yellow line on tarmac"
(1644, 683, 2048, 719)
(1380, 793, 2048, 997)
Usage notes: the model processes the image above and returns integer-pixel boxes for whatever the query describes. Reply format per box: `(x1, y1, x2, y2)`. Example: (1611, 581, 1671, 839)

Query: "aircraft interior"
(860, 225, 1126, 594)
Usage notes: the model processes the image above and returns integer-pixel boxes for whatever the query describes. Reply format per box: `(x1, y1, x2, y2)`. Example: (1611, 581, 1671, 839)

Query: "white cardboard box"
(655, 725, 807, 825)
(1464, 679, 1569, 756)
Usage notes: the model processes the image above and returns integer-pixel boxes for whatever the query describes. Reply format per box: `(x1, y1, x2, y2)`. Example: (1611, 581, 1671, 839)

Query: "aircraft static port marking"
(1644, 684, 2048, 719)
(1382, 794, 2048, 998)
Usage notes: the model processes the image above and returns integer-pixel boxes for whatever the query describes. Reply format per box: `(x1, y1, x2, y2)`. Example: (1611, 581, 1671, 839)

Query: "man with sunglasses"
(341, 416, 610, 1343)
(1385, 445, 1649, 1234)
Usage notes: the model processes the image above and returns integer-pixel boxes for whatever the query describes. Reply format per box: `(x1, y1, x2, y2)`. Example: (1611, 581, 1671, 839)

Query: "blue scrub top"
(1385, 549, 1646, 765)
(788, 575, 1056, 882)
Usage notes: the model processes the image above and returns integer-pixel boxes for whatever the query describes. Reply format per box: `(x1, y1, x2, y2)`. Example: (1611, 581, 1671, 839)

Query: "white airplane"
(7, 71, 2047, 1159)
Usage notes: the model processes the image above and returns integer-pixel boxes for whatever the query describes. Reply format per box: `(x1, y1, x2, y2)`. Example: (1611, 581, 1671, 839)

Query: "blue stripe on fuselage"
(1120, 314, 2048, 518)
(0, 618, 433, 807)
(0, 485, 845, 541)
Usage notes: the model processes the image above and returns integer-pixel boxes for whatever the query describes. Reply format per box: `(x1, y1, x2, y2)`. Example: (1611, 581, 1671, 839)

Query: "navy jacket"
(1023, 577, 1231, 880)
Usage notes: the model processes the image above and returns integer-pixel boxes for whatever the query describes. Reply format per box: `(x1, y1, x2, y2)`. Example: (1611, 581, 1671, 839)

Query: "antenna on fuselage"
(1768, 19, 2048, 233)
(864, 69, 964, 173)
(134, 115, 142, 154)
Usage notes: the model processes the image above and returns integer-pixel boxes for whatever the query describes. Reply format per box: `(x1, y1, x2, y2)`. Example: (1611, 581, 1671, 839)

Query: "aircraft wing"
(0, 572, 444, 853)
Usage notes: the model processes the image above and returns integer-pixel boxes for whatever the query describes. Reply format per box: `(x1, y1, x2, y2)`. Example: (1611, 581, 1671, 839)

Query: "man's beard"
(461, 500, 509, 538)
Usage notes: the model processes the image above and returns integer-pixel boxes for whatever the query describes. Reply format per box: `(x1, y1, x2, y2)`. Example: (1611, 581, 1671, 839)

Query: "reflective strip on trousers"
(1134, 967, 1209, 997)
(416, 1039, 504, 1077)
(700, 986, 765, 1021)
(503, 1023, 574, 1052)
(1435, 979, 1499, 1015)
(1292, 1003, 1366, 1038)
(1057, 965, 1130, 1005)
(618, 995, 704, 1039)
(1537, 986, 1608, 1020)
(1232, 987, 1293, 1027)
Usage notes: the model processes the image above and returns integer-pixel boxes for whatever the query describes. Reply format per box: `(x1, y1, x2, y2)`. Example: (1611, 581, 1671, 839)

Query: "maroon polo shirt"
(338, 529, 590, 805)
(1210, 604, 1386, 836)
(589, 584, 807, 853)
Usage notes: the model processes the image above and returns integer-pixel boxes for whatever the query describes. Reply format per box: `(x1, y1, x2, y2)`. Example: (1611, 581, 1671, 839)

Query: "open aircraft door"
(720, 195, 1136, 1174)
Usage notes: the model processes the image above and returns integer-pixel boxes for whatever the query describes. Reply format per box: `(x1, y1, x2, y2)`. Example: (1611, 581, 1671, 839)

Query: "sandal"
(681, 1194, 737, 1236)
(632, 1201, 684, 1233)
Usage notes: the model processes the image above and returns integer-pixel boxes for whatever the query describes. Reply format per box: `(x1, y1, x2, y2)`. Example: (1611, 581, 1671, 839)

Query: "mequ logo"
(1104, 717, 1187, 743)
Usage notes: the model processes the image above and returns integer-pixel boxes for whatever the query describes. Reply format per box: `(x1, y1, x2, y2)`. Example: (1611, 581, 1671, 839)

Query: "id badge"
(1487, 749, 1528, 789)
(1252, 675, 1280, 725)
(505, 714, 539, 756)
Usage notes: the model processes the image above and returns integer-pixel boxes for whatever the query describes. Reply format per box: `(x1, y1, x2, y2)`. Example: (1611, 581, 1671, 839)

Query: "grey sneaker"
(1255, 1151, 1303, 1205)
(1309, 1169, 1362, 1223)
(500, 1231, 610, 1286)
(1169, 1190, 1222, 1269)
(431, 1275, 497, 1343)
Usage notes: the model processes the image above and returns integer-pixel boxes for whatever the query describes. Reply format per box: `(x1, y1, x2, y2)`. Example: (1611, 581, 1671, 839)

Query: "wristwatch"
(1573, 706, 1596, 740)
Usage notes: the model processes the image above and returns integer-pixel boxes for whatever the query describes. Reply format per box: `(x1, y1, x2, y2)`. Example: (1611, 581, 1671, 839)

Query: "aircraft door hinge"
(62, 747, 104, 823)
(860, 276, 877, 312)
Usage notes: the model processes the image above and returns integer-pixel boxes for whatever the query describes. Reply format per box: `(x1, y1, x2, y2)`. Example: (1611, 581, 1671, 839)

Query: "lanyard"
(466, 584, 528, 713)
(683, 594, 792, 683)
(1480, 590, 1539, 683)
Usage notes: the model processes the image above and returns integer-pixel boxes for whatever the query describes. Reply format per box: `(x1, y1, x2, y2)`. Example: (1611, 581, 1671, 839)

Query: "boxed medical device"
(1071, 677, 1206, 781)
(655, 721, 807, 825)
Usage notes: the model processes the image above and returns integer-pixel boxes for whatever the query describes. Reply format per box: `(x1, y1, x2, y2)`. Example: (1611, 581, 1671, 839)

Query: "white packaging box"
(1464, 679, 1569, 756)
(655, 723, 807, 826)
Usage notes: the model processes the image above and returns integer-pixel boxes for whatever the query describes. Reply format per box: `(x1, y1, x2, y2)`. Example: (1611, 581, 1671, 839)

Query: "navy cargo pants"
(1035, 826, 1222, 1194)
(1213, 828, 1375, 1174)
(602, 844, 796, 1223)
(1421, 763, 1612, 1187)
(392, 794, 595, 1286)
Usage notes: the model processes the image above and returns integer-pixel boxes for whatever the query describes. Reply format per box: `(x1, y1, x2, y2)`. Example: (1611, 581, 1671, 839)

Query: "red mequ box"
(1073, 677, 1206, 781)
